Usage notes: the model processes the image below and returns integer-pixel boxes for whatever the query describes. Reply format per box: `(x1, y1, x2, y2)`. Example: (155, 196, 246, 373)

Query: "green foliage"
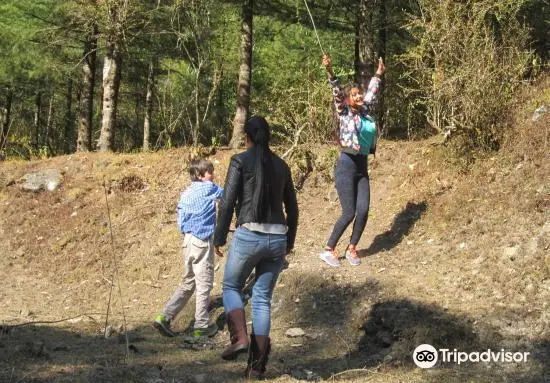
(0, 0, 85, 157)
(251, 12, 352, 146)
(399, 0, 533, 150)
(0, 0, 547, 159)
(0, 1, 70, 91)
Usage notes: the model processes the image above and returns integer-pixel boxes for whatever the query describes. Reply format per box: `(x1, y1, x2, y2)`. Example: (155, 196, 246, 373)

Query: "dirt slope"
(0, 78, 549, 382)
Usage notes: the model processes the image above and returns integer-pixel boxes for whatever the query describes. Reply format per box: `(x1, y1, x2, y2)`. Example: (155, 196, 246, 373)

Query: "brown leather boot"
(221, 308, 249, 360)
(245, 335, 271, 380)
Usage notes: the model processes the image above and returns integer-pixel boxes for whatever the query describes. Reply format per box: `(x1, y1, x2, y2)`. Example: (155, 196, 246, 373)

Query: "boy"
(153, 158, 223, 337)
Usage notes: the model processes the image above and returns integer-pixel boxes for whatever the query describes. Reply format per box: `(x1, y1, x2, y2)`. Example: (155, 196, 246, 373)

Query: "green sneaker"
(189, 323, 219, 339)
(153, 314, 176, 337)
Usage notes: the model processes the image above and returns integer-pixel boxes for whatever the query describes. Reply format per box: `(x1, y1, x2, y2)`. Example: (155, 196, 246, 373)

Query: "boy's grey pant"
(162, 234, 214, 329)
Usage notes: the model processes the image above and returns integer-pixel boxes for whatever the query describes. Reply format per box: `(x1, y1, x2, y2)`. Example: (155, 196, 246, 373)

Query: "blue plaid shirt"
(176, 181, 224, 240)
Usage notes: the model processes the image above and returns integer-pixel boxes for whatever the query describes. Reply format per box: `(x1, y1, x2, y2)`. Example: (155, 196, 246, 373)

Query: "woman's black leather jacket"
(214, 148, 298, 251)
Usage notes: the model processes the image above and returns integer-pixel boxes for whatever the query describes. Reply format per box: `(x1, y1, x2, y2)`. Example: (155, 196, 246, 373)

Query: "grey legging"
(326, 152, 370, 249)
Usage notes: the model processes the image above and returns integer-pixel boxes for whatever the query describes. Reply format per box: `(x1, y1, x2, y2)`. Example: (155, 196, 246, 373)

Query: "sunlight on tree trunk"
(230, 0, 253, 149)
(98, 38, 122, 152)
(34, 90, 42, 149)
(1, 89, 12, 150)
(64, 79, 73, 154)
(77, 25, 98, 152)
(354, 0, 375, 90)
(193, 65, 202, 146)
(46, 90, 55, 154)
(143, 58, 155, 152)
(375, 0, 386, 137)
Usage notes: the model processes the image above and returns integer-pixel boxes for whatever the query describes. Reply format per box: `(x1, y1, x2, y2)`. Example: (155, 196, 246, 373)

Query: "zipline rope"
(303, 0, 325, 56)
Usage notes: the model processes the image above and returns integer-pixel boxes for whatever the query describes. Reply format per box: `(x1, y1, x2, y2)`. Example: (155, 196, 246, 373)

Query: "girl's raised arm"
(364, 58, 386, 105)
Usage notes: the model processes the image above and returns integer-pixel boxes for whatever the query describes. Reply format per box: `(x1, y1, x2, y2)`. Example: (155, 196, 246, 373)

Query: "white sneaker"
(345, 250, 361, 266)
(319, 250, 341, 267)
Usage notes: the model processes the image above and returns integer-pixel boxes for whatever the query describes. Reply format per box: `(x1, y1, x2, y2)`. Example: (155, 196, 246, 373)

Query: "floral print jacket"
(329, 75, 381, 155)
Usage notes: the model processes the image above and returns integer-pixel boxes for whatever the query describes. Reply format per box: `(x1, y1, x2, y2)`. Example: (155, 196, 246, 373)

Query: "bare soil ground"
(0, 77, 549, 383)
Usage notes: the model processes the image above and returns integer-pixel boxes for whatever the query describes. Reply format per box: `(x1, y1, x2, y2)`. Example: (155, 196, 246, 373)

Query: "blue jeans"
(223, 227, 286, 336)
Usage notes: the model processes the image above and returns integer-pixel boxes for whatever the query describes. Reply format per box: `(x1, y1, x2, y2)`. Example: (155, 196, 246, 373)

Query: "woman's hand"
(322, 55, 335, 78)
(215, 246, 224, 258)
(376, 57, 386, 76)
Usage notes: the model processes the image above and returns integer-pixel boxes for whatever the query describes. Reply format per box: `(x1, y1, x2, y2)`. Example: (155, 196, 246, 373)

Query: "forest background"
(0, 0, 549, 160)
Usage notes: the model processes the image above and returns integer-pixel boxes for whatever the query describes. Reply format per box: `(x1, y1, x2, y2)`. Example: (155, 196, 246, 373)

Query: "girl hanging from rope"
(319, 54, 385, 267)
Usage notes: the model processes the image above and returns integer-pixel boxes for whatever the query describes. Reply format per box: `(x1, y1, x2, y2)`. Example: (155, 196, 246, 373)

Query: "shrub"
(399, 0, 532, 151)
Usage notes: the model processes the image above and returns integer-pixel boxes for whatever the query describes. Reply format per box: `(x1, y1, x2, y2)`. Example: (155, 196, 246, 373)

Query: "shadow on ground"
(0, 321, 250, 383)
(1, 285, 549, 382)
(278, 275, 550, 383)
(361, 201, 427, 256)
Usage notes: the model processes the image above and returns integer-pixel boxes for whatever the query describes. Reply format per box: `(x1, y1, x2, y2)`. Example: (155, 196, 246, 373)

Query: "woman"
(319, 54, 385, 267)
(214, 116, 298, 379)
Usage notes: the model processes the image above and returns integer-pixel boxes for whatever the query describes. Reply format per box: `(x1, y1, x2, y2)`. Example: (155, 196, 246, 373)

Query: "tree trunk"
(64, 79, 73, 153)
(34, 90, 42, 149)
(229, 0, 253, 149)
(375, 0, 387, 136)
(354, 0, 375, 90)
(193, 65, 201, 146)
(213, 68, 226, 142)
(98, 37, 122, 152)
(1, 89, 12, 149)
(46, 90, 55, 154)
(143, 58, 155, 151)
(134, 91, 140, 149)
(77, 24, 97, 152)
